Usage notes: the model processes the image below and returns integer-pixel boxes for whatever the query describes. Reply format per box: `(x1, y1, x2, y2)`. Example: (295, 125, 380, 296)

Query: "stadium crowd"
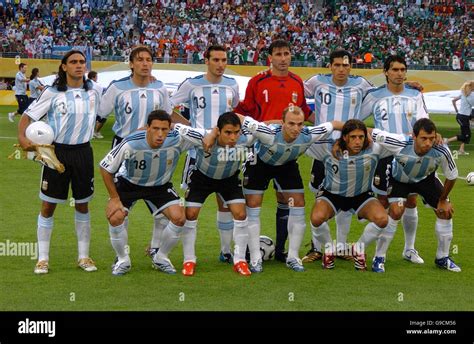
(0, 0, 472, 69)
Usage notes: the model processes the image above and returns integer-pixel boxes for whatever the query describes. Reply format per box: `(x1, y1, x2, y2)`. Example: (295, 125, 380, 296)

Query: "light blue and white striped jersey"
(389, 142, 458, 183)
(15, 71, 28, 95)
(25, 82, 101, 145)
(99, 76, 172, 138)
(100, 129, 199, 187)
(359, 85, 429, 134)
(170, 75, 239, 129)
(29, 78, 44, 99)
(304, 74, 373, 127)
(307, 130, 406, 197)
(175, 117, 273, 179)
(249, 120, 334, 166)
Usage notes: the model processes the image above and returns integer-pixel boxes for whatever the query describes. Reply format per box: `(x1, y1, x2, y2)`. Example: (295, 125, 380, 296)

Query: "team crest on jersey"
(406, 111, 413, 122)
(292, 91, 298, 103)
(374, 175, 380, 186)
(57, 102, 67, 115)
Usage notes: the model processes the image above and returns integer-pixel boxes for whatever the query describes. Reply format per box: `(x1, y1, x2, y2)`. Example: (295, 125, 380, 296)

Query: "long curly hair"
(52, 50, 90, 92)
(338, 119, 369, 152)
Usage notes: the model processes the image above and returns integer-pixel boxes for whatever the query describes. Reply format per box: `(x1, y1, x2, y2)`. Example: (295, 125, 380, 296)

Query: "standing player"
(28, 68, 45, 105)
(9, 63, 30, 122)
(358, 55, 429, 265)
(303, 50, 374, 262)
(170, 45, 240, 264)
(17, 50, 102, 274)
(371, 118, 460, 273)
(243, 106, 342, 273)
(100, 110, 194, 275)
(235, 39, 312, 263)
(445, 80, 474, 155)
(98, 45, 172, 260)
(308, 119, 410, 270)
(176, 112, 274, 276)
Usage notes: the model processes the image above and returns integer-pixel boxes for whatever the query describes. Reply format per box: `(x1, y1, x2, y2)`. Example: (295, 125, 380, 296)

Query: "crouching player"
(175, 112, 274, 276)
(100, 110, 196, 275)
(308, 119, 408, 270)
(372, 118, 460, 272)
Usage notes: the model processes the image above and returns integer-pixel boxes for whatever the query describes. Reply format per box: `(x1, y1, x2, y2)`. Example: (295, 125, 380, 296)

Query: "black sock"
(275, 203, 289, 254)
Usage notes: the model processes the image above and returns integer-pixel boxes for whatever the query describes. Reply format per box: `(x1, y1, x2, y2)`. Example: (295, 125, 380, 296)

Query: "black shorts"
(40, 142, 94, 203)
(111, 135, 123, 149)
(15, 95, 29, 114)
(185, 169, 244, 207)
(388, 172, 444, 209)
(242, 155, 304, 194)
(309, 159, 325, 193)
(372, 155, 393, 195)
(319, 189, 377, 215)
(96, 115, 107, 124)
(456, 114, 471, 144)
(116, 177, 181, 216)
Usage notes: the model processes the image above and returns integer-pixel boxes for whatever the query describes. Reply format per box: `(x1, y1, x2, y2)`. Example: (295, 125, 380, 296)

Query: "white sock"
(311, 235, 322, 252)
(109, 223, 129, 262)
(435, 218, 453, 259)
(75, 211, 91, 260)
(151, 214, 168, 249)
(375, 217, 398, 258)
(246, 207, 261, 264)
(217, 211, 233, 254)
(156, 221, 183, 259)
(37, 214, 53, 262)
(287, 207, 306, 259)
(311, 222, 333, 255)
(233, 217, 249, 263)
(182, 220, 197, 263)
(335, 210, 352, 249)
(357, 222, 382, 252)
(402, 207, 418, 252)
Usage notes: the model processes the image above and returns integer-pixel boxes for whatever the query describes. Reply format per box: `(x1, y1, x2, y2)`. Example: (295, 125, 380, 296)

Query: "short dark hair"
(413, 118, 437, 136)
(330, 50, 352, 65)
(19, 63, 27, 70)
(88, 71, 98, 80)
(383, 55, 407, 73)
(268, 39, 290, 55)
(147, 110, 171, 126)
(217, 112, 241, 130)
(204, 45, 226, 59)
(339, 119, 369, 152)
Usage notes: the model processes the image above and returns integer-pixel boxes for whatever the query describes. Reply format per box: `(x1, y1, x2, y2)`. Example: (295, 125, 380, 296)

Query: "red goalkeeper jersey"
(234, 70, 312, 121)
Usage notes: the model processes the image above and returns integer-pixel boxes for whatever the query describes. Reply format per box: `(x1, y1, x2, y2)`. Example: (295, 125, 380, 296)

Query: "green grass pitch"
(0, 106, 473, 311)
